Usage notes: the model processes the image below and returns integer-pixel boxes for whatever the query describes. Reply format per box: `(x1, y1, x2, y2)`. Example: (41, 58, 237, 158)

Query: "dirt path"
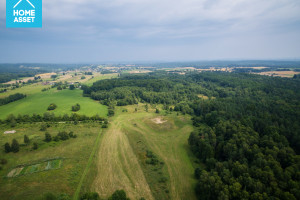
(92, 118, 154, 200)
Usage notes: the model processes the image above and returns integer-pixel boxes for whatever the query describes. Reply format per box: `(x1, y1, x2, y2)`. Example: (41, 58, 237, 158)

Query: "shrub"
(72, 103, 80, 112)
(102, 124, 108, 128)
(4, 142, 11, 153)
(0, 158, 8, 165)
(44, 192, 56, 200)
(155, 108, 160, 113)
(108, 109, 114, 117)
(57, 131, 69, 140)
(54, 136, 60, 142)
(80, 192, 100, 200)
(45, 132, 52, 142)
(24, 135, 30, 144)
(109, 190, 130, 200)
(47, 103, 57, 111)
(40, 124, 47, 131)
(69, 85, 75, 90)
(33, 142, 38, 150)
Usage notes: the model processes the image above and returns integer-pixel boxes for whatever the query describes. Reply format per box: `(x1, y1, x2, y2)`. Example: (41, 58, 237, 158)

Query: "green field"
(92, 105, 197, 200)
(0, 89, 107, 119)
(0, 122, 102, 200)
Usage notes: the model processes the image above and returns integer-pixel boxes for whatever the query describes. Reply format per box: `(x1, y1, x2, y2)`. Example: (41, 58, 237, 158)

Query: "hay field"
(92, 105, 197, 200)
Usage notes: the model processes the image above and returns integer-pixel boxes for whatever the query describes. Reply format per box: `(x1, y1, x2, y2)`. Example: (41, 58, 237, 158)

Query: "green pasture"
(0, 89, 107, 119)
(0, 122, 101, 200)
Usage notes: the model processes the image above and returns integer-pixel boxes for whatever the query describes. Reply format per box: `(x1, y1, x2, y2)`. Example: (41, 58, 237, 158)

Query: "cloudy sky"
(0, 0, 300, 63)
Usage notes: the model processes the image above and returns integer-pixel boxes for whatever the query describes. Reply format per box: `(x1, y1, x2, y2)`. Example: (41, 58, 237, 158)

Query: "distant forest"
(83, 72, 300, 200)
(0, 64, 87, 83)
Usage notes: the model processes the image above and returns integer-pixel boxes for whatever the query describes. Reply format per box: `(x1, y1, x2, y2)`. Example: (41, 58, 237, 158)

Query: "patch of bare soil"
(151, 117, 167, 124)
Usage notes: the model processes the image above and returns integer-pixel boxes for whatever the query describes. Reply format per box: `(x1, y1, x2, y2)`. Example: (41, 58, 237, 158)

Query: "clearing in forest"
(92, 106, 197, 200)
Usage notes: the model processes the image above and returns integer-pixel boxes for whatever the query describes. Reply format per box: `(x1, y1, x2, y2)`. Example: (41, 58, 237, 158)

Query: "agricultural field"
(92, 105, 197, 200)
(255, 70, 300, 77)
(0, 89, 107, 119)
(0, 122, 102, 200)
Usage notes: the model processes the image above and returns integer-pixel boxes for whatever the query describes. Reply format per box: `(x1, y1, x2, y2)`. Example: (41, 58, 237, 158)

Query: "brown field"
(255, 71, 300, 78)
(5, 72, 56, 84)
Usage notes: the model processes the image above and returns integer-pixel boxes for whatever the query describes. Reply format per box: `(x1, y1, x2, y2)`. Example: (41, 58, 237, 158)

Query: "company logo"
(6, 0, 42, 28)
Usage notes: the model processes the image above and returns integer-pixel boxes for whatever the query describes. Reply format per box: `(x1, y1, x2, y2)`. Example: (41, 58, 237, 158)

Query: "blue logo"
(6, 0, 42, 28)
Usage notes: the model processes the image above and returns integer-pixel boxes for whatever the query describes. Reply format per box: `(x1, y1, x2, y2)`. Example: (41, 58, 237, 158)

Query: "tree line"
(0, 93, 26, 106)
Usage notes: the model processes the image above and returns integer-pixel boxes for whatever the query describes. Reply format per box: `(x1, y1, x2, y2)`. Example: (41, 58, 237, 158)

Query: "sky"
(0, 0, 300, 63)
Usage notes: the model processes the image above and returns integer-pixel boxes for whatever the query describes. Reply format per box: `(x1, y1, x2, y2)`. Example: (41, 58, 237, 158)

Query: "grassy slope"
(0, 83, 50, 98)
(0, 89, 107, 119)
(0, 122, 101, 200)
(92, 105, 197, 200)
(83, 73, 118, 86)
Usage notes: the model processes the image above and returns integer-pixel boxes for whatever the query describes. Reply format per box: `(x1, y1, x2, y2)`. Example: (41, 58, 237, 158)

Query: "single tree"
(155, 108, 160, 113)
(4, 142, 11, 153)
(24, 135, 30, 144)
(11, 139, 19, 153)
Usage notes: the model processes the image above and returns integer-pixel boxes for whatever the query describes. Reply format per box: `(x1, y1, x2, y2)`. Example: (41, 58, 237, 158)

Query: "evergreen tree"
(24, 135, 30, 144)
(11, 139, 19, 153)
(4, 142, 11, 153)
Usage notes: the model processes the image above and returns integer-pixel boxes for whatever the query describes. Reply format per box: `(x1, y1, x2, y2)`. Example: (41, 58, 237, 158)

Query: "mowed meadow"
(92, 105, 197, 200)
(0, 89, 107, 119)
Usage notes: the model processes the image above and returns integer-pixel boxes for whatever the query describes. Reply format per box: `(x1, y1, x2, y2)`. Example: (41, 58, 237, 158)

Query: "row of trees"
(4, 135, 38, 153)
(0, 93, 26, 106)
(2, 113, 106, 124)
(45, 131, 77, 142)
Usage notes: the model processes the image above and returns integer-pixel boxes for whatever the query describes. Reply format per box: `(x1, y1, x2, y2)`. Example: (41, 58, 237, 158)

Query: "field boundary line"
(73, 128, 103, 200)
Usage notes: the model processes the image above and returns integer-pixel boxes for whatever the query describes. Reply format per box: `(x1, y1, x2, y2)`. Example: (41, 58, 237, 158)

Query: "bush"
(57, 131, 69, 140)
(44, 192, 56, 200)
(108, 190, 130, 200)
(72, 103, 80, 112)
(0, 158, 8, 165)
(80, 192, 100, 200)
(33, 142, 38, 150)
(24, 135, 30, 144)
(40, 124, 47, 131)
(47, 103, 57, 111)
(57, 193, 71, 200)
(108, 109, 114, 117)
(54, 136, 60, 142)
(102, 124, 108, 128)
(69, 85, 75, 90)
(4, 142, 11, 153)
(45, 132, 52, 142)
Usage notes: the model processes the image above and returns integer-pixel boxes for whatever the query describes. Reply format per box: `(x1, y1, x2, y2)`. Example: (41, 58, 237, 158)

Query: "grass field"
(92, 105, 197, 200)
(0, 122, 101, 200)
(0, 89, 107, 119)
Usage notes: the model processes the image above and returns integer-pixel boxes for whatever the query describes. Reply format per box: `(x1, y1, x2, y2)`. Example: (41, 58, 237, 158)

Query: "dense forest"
(83, 72, 300, 200)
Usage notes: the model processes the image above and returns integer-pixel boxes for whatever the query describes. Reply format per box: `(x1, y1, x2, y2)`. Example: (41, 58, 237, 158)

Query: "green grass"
(0, 82, 50, 98)
(92, 105, 197, 200)
(0, 88, 107, 119)
(0, 122, 101, 200)
(83, 73, 118, 86)
(73, 129, 103, 200)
